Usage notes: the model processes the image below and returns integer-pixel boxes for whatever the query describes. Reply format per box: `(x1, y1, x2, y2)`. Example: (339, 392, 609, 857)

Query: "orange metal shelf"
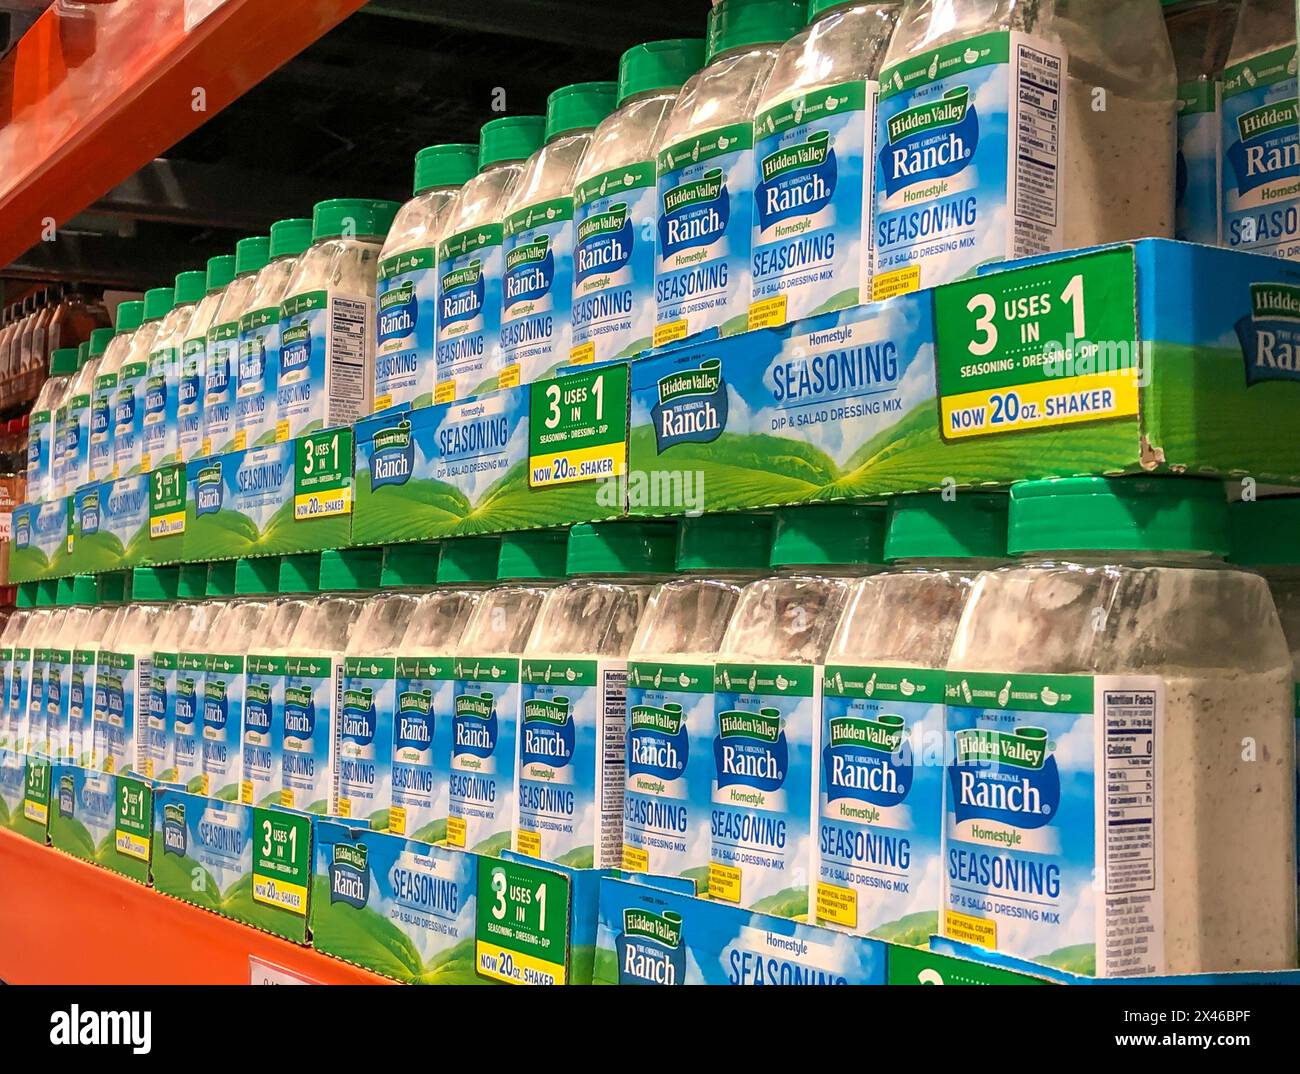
(0, 828, 388, 984)
(0, 0, 368, 270)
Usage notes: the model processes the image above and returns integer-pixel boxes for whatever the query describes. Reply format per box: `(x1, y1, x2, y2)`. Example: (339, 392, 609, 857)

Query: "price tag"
(148, 463, 187, 539)
(294, 429, 353, 520)
(527, 365, 628, 488)
(114, 777, 152, 861)
(251, 807, 311, 917)
(249, 957, 314, 985)
(932, 248, 1138, 441)
(474, 856, 570, 985)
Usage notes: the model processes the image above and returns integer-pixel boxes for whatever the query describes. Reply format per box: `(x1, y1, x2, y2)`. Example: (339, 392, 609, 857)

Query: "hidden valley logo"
(329, 842, 370, 909)
(949, 725, 1058, 829)
(1235, 282, 1300, 385)
(616, 907, 686, 985)
(652, 357, 726, 452)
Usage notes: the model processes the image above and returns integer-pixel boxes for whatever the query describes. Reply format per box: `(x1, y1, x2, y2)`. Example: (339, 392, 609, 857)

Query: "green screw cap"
(770, 504, 886, 568)
(478, 115, 546, 171)
(114, 300, 145, 333)
(498, 530, 569, 580)
(77, 342, 89, 368)
(50, 347, 79, 375)
(414, 144, 479, 194)
(142, 287, 174, 322)
(545, 82, 618, 142)
(566, 521, 677, 576)
(235, 556, 280, 595)
(1230, 496, 1300, 566)
(677, 512, 772, 571)
(382, 543, 441, 588)
(269, 218, 314, 261)
(206, 254, 237, 293)
(173, 270, 207, 306)
(437, 537, 501, 584)
(706, 0, 805, 63)
(279, 553, 322, 595)
(131, 566, 179, 601)
(618, 39, 706, 105)
(319, 548, 383, 591)
(312, 199, 401, 242)
(89, 327, 115, 358)
(235, 235, 271, 276)
(885, 493, 1010, 562)
(1008, 477, 1230, 557)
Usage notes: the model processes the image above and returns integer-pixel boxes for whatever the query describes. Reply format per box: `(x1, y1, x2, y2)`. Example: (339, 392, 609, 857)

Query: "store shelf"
(0, 829, 387, 984)
(0, 0, 368, 270)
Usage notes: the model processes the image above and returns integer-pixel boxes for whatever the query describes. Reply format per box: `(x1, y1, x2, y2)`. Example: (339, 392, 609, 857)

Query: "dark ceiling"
(4, 0, 709, 291)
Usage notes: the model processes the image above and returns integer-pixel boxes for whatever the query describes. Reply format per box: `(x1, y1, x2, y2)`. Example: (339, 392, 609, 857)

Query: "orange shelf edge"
(0, 827, 389, 984)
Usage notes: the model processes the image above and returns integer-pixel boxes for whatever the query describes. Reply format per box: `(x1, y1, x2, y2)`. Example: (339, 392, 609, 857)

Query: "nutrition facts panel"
(327, 296, 370, 426)
(599, 667, 628, 868)
(1011, 38, 1063, 255)
(1099, 680, 1162, 977)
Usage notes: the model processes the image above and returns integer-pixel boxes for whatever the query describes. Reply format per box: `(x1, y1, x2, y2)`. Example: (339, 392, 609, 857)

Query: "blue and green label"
(236, 305, 282, 448)
(390, 654, 457, 844)
(501, 197, 575, 386)
(435, 226, 504, 401)
(201, 652, 245, 801)
(446, 655, 519, 855)
(338, 656, 396, 829)
(178, 334, 207, 461)
(279, 653, 340, 815)
(113, 360, 147, 477)
(242, 654, 284, 807)
(375, 249, 437, 410)
(1175, 79, 1222, 245)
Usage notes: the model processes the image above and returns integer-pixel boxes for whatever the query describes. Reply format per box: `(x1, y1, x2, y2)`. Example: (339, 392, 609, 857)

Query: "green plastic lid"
(279, 553, 322, 595)
(143, 287, 174, 322)
(89, 327, 115, 358)
(206, 254, 237, 293)
(235, 556, 280, 595)
(885, 493, 1010, 562)
(77, 342, 89, 368)
(1230, 496, 1300, 566)
(172, 269, 207, 306)
(234, 235, 271, 276)
(1008, 477, 1230, 557)
(72, 574, 98, 605)
(96, 573, 127, 605)
(807, 0, 864, 20)
(566, 521, 677, 576)
(414, 144, 479, 194)
(618, 39, 706, 105)
(437, 537, 501, 584)
(36, 578, 58, 607)
(114, 300, 145, 333)
(207, 560, 238, 597)
(178, 562, 209, 600)
(319, 547, 383, 591)
(478, 115, 546, 171)
(677, 512, 772, 571)
(55, 576, 77, 606)
(50, 347, 78, 375)
(312, 199, 401, 242)
(706, 0, 805, 63)
(498, 530, 569, 580)
(545, 82, 618, 142)
(269, 217, 314, 260)
(382, 543, 440, 588)
(131, 566, 179, 601)
(770, 504, 886, 567)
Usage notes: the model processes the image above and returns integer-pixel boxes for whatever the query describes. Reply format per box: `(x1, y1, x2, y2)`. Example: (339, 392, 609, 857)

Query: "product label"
(623, 659, 714, 890)
(338, 656, 396, 828)
(140, 346, 179, 470)
(1222, 45, 1300, 257)
(89, 371, 117, 481)
(526, 363, 628, 488)
(447, 655, 520, 855)
(875, 32, 1065, 298)
(69, 649, 97, 768)
(162, 651, 203, 791)
(375, 249, 436, 410)
(817, 664, 943, 939)
(278, 290, 371, 441)
(113, 360, 147, 477)
(475, 855, 571, 985)
(572, 161, 658, 364)
(752, 80, 876, 328)
(148, 463, 187, 539)
(27, 409, 52, 502)
(201, 652, 245, 800)
(236, 306, 282, 449)
(241, 654, 284, 807)
(390, 654, 457, 843)
(517, 657, 625, 869)
(10, 647, 32, 755)
(58, 393, 92, 495)
(655, 123, 756, 345)
(279, 653, 342, 814)
(1176, 79, 1222, 245)
(178, 334, 207, 461)
(93, 650, 148, 778)
(26, 647, 48, 757)
(501, 197, 575, 387)
(204, 321, 239, 454)
(44, 648, 72, 761)
(709, 662, 819, 917)
(435, 226, 504, 401)
(942, 671, 1164, 977)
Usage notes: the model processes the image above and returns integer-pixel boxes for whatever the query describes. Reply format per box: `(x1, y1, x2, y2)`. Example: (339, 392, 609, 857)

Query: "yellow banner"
(115, 829, 150, 862)
(475, 941, 567, 986)
(294, 486, 352, 520)
(815, 882, 857, 929)
(253, 875, 308, 916)
(940, 369, 1139, 441)
(528, 442, 626, 489)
